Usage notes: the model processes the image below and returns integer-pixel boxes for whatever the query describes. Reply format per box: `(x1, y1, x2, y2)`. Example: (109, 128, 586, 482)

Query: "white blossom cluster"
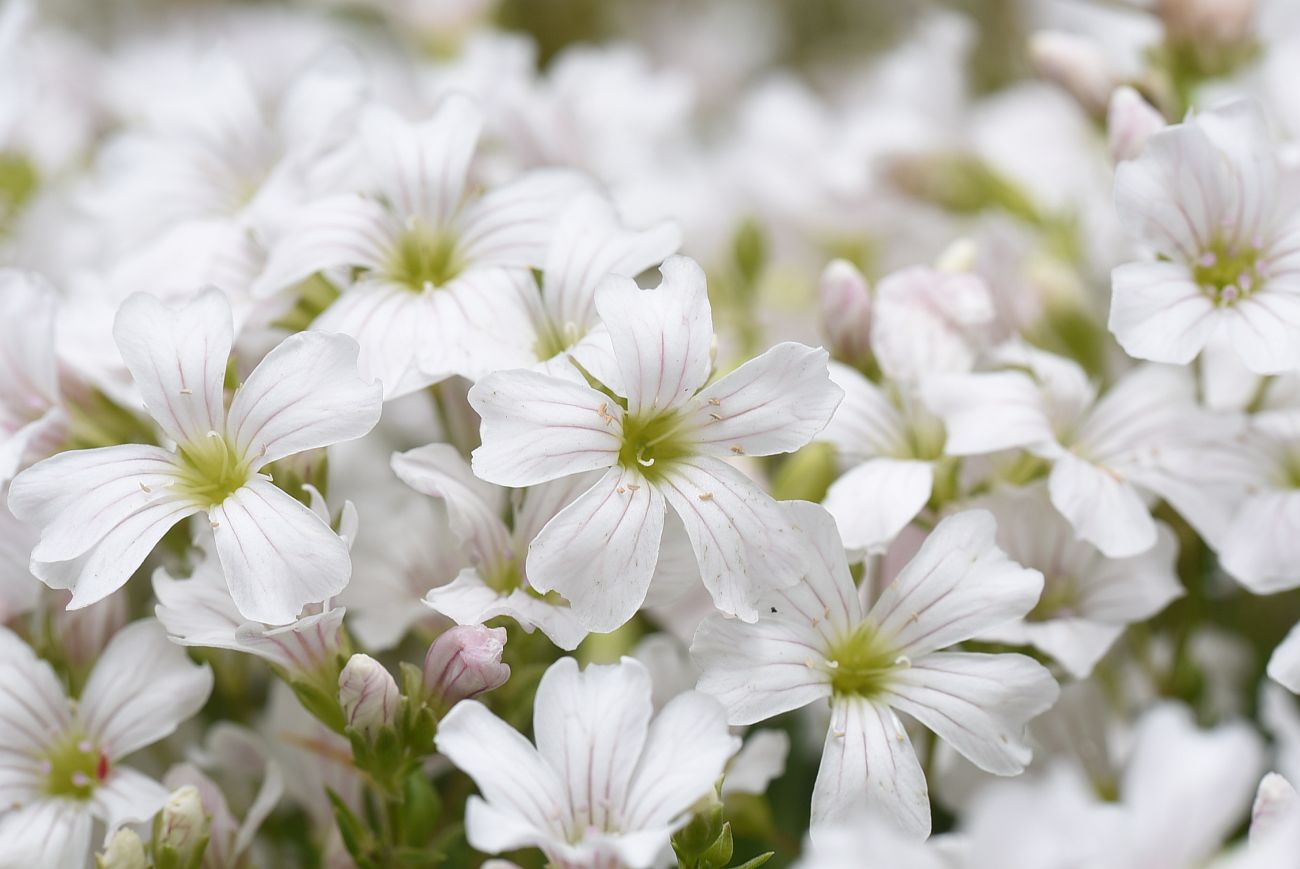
(3, 0, 1300, 867)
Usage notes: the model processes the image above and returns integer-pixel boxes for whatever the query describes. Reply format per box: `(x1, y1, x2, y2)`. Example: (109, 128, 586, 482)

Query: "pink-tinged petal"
(469, 370, 621, 487)
(79, 619, 212, 759)
(1114, 121, 1233, 260)
(533, 658, 653, 834)
(91, 766, 171, 834)
(434, 702, 566, 848)
(686, 343, 842, 458)
(1268, 622, 1300, 694)
(112, 289, 232, 447)
(226, 331, 380, 469)
(867, 510, 1043, 658)
(209, 478, 351, 625)
(773, 500, 862, 639)
(922, 371, 1055, 455)
(425, 568, 590, 651)
(823, 458, 933, 552)
(457, 169, 590, 268)
(1073, 363, 1198, 464)
(659, 456, 804, 622)
(870, 266, 993, 383)
(811, 697, 930, 839)
(10, 443, 181, 562)
(361, 96, 480, 226)
(884, 652, 1058, 775)
(596, 256, 714, 415)
(0, 800, 93, 867)
(0, 410, 64, 485)
(691, 609, 831, 726)
(1048, 452, 1157, 558)
(1221, 290, 1300, 374)
(623, 691, 740, 830)
(543, 194, 682, 332)
(819, 362, 910, 460)
(253, 194, 397, 297)
(0, 628, 71, 758)
(31, 496, 200, 611)
(1108, 261, 1217, 365)
(392, 444, 513, 577)
(527, 467, 666, 633)
(313, 278, 437, 400)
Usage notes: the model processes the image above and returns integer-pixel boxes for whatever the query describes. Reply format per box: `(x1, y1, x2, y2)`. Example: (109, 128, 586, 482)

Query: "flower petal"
(823, 458, 934, 552)
(596, 255, 713, 415)
(210, 478, 352, 624)
(1268, 621, 1300, 694)
(1108, 261, 1217, 365)
(0, 800, 92, 867)
(686, 343, 842, 458)
(253, 194, 396, 297)
(532, 657, 653, 834)
(457, 169, 590, 268)
(658, 456, 805, 622)
(543, 194, 681, 334)
(527, 467, 666, 633)
(469, 369, 621, 487)
(112, 288, 232, 447)
(867, 509, 1043, 658)
(424, 568, 589, 651)
(811, 697, 930, 838)
(884, 652, 1058, 774)
(921, 370, 1055, 455)
(227, 331, 381, 469)
(312, 278, 437, 400)
(819, 363, 910, 459)
(80, 618, 213, 759)
(91, 766, 171, 834)
(362, 96, 480, 226)
(1048, 452, 1157, 558)
(623, 691, 740, 829)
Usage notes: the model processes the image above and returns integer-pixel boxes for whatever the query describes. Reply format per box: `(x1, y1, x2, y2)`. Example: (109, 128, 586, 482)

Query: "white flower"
(692, 502, 1058, 838)
(1110, 100, 1300, 374)
(254, 93, 588, 398)
(0, 269, 63, 484)
(469, 255, 843, 630)
(870, 265, 994, 384)
(391, 442, 593, 649)
(0, 619, 212, 865)
(8, 288, 381, 624)
(970, 484, 1183, 678)
(923, 344, 1206, 557)
(819, 362, 948, 552)
(434, 656, 739, 869)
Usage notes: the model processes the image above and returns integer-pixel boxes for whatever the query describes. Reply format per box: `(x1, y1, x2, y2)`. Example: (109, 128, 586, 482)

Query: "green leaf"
(730, 852, 775, 869)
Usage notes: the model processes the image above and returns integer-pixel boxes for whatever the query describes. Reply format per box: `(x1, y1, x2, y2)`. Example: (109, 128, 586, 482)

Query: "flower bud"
(1029, 30, 1117, 118)
(98, 828, 148, 869)
(1251, 772, 1299, 843)
(1107, 86, 1165, 163)
(156, 784, 209, 865)
(422, 625, 510, 709)
(1157, 0, 1255, 51)
(817, 259, 872, 370)
(338, 653, 400, 738)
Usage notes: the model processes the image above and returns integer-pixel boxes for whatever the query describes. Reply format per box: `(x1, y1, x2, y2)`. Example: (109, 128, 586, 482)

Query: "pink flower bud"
(1107, 86, 1165, 163)
(1029, 31, 1117, 118)
(338, 654, 399, 737)
(422, 625, 510, 708)
(817, 259, 872, 369)
(1157, 0, 1255, 49)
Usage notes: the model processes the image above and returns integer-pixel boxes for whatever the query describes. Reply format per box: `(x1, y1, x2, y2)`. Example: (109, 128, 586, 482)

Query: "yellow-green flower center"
(618, 410, 692, 482)
(1193, 238, 1263, 306)
(42, 731, 108, 799)
(1027, 574, 1079, 622)
(174, 434, 251, 507)
(826, 625, 902, 698)
(0, 152, 37, 226)
(390, 226, 463, 291)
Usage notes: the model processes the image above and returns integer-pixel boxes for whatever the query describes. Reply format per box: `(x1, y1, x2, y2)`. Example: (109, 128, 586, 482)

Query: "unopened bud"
(1107, 86, 1165, 163)
(338, 653, 400, 738)
(817, 260, 872, 369)
(422, 625, 510, 709)
(1251, 772, 1299, 843)
(156, 784, 209, 865)
(98, 828, 147, 869)
(1157, 0, 1255, 50)
(1029, 30, 1117, 118)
